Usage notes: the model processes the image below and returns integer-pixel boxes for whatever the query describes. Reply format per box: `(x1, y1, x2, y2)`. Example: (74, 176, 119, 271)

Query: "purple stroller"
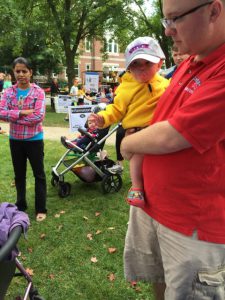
(0, 203, 44, 300)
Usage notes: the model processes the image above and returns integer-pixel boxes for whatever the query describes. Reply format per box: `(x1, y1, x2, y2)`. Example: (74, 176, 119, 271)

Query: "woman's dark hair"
(12, 57, 32, 70)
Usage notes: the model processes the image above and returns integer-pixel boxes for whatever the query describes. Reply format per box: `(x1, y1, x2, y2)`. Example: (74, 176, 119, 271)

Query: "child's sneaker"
(127, 188, 145, 208)
(108, 163, 124, 174)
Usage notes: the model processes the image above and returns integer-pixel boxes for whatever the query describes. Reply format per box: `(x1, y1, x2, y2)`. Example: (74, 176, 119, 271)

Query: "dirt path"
(0, 122, 115, 145)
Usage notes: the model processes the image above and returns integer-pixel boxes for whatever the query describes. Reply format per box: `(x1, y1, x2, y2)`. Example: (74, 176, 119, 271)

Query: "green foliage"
(43, 106, 69, 127)
(0, 0, 173, 79)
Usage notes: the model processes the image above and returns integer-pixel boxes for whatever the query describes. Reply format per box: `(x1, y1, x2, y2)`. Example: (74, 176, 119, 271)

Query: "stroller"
(0, 203, 44, 300)
(51, 124, 123, 198)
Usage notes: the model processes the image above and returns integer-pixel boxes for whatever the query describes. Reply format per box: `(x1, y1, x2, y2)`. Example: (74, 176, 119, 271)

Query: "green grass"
(0, 134, 153, 300)
(43, 106, 68, 127)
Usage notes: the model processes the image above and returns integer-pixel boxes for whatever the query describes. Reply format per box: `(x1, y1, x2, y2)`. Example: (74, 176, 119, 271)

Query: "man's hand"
(20, 109, 34, 116)
(88, 113, 105, 128)
(121, 130, 135, 160)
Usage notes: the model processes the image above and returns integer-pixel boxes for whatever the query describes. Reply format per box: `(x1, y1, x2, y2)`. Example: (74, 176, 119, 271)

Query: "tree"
(0, 0, 63, 78)
(40, 0, 126, 88)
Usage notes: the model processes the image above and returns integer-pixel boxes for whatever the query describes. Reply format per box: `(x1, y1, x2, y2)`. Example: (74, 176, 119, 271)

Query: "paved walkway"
(0, 122, 116, 145)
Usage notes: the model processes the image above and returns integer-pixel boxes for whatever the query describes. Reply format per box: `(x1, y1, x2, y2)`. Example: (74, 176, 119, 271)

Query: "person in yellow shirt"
(89, 37, 169, 207)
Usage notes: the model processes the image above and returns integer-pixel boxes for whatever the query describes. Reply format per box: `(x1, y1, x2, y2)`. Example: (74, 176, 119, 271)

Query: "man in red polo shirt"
(121, 0, 225, 299)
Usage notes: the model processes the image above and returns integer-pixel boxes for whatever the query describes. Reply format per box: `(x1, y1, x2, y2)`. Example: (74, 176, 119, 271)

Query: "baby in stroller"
(61, 119, 99, 151)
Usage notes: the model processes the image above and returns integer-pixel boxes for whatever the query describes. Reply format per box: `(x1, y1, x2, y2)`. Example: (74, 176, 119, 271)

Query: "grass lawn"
(0, 134, 154, 300)
(43, 106, 68, 128)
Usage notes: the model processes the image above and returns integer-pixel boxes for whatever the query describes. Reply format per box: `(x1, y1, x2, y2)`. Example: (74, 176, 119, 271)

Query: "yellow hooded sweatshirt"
(98, 72, 169, 129)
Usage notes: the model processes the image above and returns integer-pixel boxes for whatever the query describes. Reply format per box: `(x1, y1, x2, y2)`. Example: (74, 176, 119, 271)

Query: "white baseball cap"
(125, 36, 165, 69)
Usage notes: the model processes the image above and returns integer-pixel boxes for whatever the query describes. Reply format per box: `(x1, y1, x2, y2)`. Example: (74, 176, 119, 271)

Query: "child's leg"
(127, 154, 145, 208)
(130, 154, 143, 189)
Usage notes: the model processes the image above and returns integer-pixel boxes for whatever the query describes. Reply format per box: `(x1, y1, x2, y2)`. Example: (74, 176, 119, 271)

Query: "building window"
(86, 63, 91, 71)
(74, 64, 79, 77)
(85, 37, 91, 52)
(107, 39, 119, 54)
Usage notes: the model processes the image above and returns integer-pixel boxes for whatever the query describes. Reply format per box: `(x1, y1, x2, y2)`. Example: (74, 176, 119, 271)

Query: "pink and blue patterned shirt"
(0, 83, 45, 140)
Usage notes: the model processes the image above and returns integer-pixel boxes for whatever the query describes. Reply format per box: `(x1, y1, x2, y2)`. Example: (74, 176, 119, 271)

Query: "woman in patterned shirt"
(0, 57, 47, 221)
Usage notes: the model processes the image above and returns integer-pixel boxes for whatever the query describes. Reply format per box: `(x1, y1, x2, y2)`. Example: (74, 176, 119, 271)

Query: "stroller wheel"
(58, 182, 71, 198)
(101, 174, 122, 194)
(29, 287, 45, 300)
(51, 176, 59, 187)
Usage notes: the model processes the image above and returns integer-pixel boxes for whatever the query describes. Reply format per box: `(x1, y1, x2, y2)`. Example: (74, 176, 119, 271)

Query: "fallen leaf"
(108, 247, 117, 254)
(40, 233, 46, 239)
(95, 212, 101, 217)
(95, 230, 102, 235)
(54, 214, 60, 218)
(26, 268, 34, 276)
(108, 227, 115, 230)
(49, 274, 55, 280)
(107, 273, 116, 281)
(130, 281, 141, 292)
(83, 216, 88, 221)
(60, 210, 66, 214)
(130, 281, 137, 288)
(91, 256, 98, 263)
(57, 225, 63, 230)
(87, 233, 93, 240)
(27, 248, 33, 253)
(21, 256, 26, 261)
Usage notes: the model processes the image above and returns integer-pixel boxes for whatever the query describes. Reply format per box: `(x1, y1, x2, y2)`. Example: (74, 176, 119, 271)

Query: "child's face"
(129, 59, 161, 83)
(88, 120, 96, 130)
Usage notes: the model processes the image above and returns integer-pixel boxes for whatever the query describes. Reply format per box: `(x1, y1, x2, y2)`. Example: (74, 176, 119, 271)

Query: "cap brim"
(126, 54, 160, 69)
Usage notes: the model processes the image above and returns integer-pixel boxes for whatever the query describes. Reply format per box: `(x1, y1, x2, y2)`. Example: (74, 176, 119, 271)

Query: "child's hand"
(88, 113, 105, 128)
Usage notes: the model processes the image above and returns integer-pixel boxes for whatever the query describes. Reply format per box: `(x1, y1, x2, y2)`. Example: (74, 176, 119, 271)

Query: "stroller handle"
(78, 127, 95, 142)
(0, 226, 22, 262)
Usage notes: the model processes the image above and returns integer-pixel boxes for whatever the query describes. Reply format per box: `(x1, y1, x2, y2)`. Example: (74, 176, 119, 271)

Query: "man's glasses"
(161, 1, 214, 29)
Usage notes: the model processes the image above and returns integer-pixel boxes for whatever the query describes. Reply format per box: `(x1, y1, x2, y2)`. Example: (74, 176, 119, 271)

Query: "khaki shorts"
(124, 206, 225, 300)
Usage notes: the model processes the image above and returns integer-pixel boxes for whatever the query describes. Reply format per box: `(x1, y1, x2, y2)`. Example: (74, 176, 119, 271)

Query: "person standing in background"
(0, 73, 5, 93)
(0, 57, 47, 222)
(165, 44, 189, 79)
(50, 78, 60, 109)
(64, 77, 79, 121)
(3, 74, 12, 90)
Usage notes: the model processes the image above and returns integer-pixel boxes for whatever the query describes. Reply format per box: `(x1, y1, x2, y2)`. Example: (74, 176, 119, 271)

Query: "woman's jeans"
(10, 139, 47, 214)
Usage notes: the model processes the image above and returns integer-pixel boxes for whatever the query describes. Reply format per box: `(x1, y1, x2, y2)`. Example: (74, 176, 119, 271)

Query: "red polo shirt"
(143, 42, 225, 243)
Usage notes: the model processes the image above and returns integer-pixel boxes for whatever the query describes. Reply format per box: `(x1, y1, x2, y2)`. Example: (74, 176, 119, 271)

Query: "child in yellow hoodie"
(89, 37, 169, 208)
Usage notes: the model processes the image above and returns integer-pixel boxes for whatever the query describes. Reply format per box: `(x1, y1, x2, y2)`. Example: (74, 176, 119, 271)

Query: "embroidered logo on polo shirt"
(184, 76, 201, 94)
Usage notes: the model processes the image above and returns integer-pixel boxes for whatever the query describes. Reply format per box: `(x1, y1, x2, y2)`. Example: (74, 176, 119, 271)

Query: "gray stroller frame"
(51, 124, 123, 198)
(0, 226, 44, 300)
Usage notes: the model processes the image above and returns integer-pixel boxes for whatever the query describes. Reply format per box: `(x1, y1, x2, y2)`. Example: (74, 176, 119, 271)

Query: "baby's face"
(88, 120, 96, 130)
(129, 59, 160, 83)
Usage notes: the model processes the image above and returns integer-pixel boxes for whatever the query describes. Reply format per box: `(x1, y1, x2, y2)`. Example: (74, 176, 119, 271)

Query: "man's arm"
(121, 120, 191, 160)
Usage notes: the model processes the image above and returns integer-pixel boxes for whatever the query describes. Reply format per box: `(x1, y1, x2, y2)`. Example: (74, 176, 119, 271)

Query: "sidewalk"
(0, 122, 116, 145)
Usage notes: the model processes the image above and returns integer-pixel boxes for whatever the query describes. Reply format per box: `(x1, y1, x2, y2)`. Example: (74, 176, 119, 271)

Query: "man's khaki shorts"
(124, 206, 225, 299)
